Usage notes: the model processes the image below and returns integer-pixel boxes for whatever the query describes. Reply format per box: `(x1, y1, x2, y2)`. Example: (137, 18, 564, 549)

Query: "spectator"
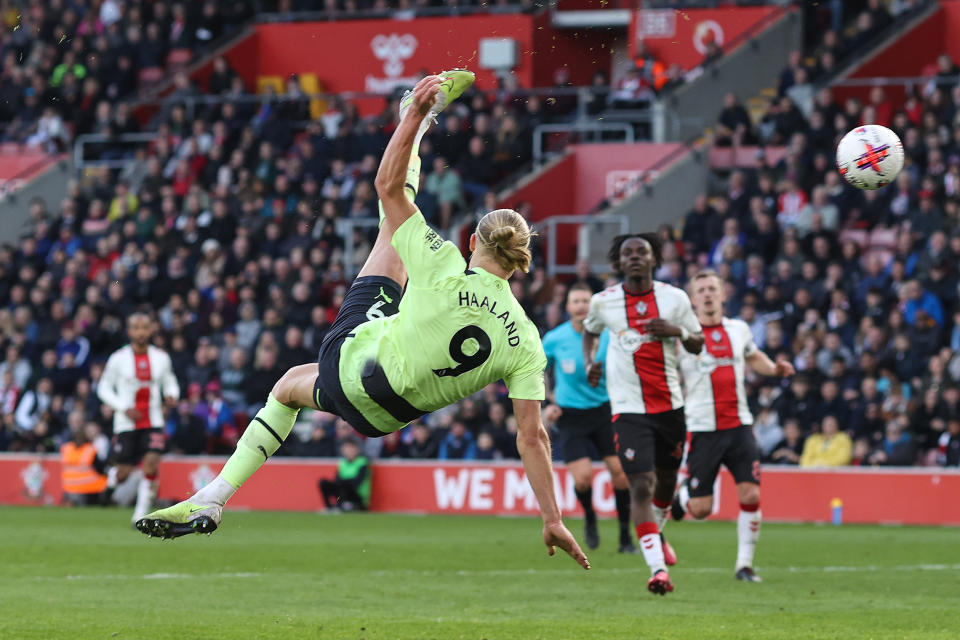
(318, 437, 370, 511)
(768, 419, 805, 465)
(800, 415, 853, 467)
(438, 422, 476, 460)
(865, 419, 917, 466)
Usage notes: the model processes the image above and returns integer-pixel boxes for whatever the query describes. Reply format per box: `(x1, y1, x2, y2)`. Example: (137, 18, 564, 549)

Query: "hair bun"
(490, 225, 516, 246)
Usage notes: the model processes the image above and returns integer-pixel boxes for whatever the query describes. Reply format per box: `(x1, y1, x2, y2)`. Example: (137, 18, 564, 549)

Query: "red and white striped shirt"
(584, 282, 701, 415)
(97, 345, 180, 434)
(678, 317, 756, 432)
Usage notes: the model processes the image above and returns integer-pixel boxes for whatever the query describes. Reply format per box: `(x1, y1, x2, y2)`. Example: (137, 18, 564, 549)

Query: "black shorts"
(113, 428, 166, 465)
(687, 425, 761, 498)
(556, 404, 616, 463)
(313, 275, 404, 439)
(612, 409, 686, 475)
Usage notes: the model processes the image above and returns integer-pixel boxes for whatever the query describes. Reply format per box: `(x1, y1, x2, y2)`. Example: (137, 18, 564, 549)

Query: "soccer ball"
(836, 124, 904, 190)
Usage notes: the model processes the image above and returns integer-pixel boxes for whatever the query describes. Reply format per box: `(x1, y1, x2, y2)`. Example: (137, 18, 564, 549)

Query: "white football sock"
(652, 505, 669, 531)
(193, 476, 237, 508)
(678, 483, 691, 512)
(133, 476, 157, 522)
(736, 507, 762, 569)
(639, 532, 667, 575)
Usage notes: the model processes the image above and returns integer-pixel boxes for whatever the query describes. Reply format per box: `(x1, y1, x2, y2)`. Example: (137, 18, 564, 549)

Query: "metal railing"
(543, 214, 630, 277)
(73, 133, 158, 172)
(532, 122, 636, 168)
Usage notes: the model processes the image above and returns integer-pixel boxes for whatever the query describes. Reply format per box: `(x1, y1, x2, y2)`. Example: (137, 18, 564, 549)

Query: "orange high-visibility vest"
(60, 442, 107, 494)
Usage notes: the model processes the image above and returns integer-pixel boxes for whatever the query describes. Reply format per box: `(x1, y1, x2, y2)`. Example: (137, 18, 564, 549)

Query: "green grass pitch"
(1, 506, 957, 639)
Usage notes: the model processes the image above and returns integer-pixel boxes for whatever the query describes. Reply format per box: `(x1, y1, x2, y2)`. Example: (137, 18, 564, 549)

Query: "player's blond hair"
(688, 270, 722, 294)
(475, 209, 534, 274)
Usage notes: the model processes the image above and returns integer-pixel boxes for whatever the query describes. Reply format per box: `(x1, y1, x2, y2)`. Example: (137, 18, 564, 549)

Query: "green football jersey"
(337, 211, 547, 433)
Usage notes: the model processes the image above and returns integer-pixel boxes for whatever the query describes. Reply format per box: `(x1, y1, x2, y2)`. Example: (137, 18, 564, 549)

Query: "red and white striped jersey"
(678, 317, 757, 432)
(584, 282, 701, 415)
(97, 345, 180, 434)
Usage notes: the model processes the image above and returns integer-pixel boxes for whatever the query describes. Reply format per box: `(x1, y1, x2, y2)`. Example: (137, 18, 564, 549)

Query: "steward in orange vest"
(61, 431, 108, 505)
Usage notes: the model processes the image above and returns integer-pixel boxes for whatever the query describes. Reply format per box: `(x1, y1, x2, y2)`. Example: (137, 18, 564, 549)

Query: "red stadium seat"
(166, 49, 193, 70)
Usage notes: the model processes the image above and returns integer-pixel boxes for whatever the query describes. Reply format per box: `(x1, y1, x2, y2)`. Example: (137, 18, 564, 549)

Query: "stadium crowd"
(0, 0, 958, 469)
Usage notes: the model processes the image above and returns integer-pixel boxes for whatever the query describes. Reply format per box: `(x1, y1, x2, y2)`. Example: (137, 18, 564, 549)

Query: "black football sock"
(575, 487, 596, 523)
(615, 488, 632, 541)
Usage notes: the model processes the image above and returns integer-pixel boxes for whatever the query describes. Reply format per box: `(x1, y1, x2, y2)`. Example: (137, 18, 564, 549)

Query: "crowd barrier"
(2, 454, 958, 525)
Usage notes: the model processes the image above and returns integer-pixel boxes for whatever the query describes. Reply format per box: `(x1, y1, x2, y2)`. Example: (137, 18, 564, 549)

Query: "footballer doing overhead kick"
(582, 234, 704, 595)
(672, 271, 794, 583)
(137, 71, 588, 570)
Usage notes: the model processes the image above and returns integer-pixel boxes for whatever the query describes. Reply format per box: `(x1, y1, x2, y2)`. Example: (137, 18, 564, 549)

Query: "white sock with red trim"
(133, 474, 158, 522)
(736, 502, 761, 569)
(652, 497, 671, 531)
(677, 482, 691, 513)
(636, 522, 666, 575)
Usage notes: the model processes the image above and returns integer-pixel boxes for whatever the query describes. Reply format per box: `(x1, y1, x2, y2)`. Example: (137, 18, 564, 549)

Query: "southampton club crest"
(635, 301, 648, 316)
(711, 329, 723, 343)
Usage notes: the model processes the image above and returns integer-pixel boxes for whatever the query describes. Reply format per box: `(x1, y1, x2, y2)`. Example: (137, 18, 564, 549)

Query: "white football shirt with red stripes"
(678, 317, 757, 432)
(584, 282, 701, 415)
(97, 345, 180, 434)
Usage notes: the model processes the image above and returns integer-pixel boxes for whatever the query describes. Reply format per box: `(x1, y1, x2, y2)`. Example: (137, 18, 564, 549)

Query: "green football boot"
(135, 500, 222, 539)
(399, 68, 476, 123)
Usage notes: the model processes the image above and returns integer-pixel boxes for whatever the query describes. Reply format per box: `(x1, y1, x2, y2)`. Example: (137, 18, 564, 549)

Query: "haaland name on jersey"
(458, 290, 523, 347)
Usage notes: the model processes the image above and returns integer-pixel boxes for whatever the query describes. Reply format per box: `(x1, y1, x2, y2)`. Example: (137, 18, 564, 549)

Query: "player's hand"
(543, 404, 562, 424)
(586, 361, 603, 387)
(774, 358, 796, 378)
(644, 318, 679, 338)
(125, 408, 142, 421)
(409, 75, 445, 118)
(543, 521, 590, 570)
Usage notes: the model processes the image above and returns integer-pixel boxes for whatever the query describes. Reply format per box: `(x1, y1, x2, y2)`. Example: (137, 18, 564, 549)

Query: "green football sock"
(379, 154, 422, 227)
(219, 394, 300, 490)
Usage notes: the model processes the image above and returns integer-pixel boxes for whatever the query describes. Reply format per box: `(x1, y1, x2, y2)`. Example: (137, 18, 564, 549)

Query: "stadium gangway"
(541, 214, 630, 278)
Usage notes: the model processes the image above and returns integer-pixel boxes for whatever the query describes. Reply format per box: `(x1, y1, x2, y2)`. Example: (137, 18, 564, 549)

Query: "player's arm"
(582, 295, 606, 387)
(582, 330, 603, 387)
(645, 295, 704, 353)
(161, 353, 180, 405)
(374, 75, 443, 232)
(96, 354, 126, 412)
(746, 350, 795, 378)
(512, 398, 590, 570)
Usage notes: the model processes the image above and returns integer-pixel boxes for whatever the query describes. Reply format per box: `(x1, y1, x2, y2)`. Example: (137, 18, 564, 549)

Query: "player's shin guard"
(636, 522, 666, 575)
(736, 502, 761, 569)
(208, 394, 300, 505)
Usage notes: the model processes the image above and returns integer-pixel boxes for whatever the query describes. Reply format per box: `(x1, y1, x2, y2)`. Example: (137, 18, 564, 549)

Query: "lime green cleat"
(399, 68, 476, 122)
(135, 500, 222, 539)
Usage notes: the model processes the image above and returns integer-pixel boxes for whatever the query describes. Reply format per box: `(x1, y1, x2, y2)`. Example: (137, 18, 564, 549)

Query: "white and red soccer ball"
(836, 124, 904, 190)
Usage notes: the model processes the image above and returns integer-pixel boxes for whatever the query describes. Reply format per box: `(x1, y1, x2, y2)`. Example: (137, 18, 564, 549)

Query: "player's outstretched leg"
(136, 364, 317, 539)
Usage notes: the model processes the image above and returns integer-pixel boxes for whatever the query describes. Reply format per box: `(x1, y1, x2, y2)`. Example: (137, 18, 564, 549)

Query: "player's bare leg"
(628, 472, 674, 594)
(601, 455, 636, 553)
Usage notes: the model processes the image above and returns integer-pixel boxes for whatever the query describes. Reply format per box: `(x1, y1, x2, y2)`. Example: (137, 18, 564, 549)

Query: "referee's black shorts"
(556, 403, 616, 463)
